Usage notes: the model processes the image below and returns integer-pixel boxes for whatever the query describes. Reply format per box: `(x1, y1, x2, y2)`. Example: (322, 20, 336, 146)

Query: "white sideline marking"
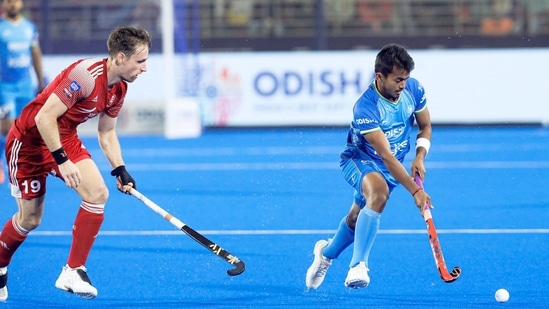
(120, 161, 549, 171)
(29, 228, 549, 236)
(120, 143, 549, 157)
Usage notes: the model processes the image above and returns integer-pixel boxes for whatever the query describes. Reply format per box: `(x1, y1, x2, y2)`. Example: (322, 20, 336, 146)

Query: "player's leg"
(54, 157, 107, 299)
(67, 158, 108, 269)
(0, 196, 45, 302)
(345, 172, 389, 289)
(305, 156, 372, 289)
(305, 204, 358, 289)
(322, 211, 356, 259)
(0, 135, 50, 301)
(0, 198, 44, 302)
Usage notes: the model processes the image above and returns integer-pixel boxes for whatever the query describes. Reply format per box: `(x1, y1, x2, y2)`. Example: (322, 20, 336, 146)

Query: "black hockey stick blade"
(130, 189, 245, 276)
(180, 225, 246, 276)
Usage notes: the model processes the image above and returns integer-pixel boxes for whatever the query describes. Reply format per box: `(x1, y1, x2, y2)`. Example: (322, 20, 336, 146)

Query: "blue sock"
(349, 207, 381, 268)
(322, 216, 354, 259)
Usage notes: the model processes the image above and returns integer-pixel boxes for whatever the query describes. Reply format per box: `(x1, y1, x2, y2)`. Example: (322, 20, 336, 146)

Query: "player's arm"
(411, 106, 432, 181)
(35, 93, 82, 188)
(364, 130, 431, 212)
(97, 112, 135, 193)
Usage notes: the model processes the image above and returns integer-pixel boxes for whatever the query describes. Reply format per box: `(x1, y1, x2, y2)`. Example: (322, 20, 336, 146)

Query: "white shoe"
(305, 239, 332, 289)
(0, 267, 7, 301)
(344, 262, 370, 289)
(55, 265, 98, 299)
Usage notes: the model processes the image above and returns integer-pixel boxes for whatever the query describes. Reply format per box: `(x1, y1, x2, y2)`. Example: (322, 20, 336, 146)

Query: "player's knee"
(346, 214, 357, 229)
(85, 185, 109, 204)
(367, 191, 389, 208)
(96, 186, 109, 204)
(346, 205, 361, 229)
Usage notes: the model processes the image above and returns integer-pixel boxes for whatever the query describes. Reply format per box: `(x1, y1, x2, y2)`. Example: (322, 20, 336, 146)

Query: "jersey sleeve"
(353, 91, 381, 135)
(30, 22, 40, 49)
(406, 77, 427, 113)
(53, 61, 95, 109)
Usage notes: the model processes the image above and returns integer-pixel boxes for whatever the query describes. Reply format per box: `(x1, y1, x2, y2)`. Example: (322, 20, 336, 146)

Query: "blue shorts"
(0, 80, 35, 119)
(340, 146, 399, 208)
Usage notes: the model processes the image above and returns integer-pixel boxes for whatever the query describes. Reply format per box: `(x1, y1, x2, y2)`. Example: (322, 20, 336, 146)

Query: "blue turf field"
(0, 126, 548, 308)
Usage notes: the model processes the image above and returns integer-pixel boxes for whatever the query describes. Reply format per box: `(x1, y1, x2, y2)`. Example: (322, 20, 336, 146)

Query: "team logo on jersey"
(69, 81, 81, 92)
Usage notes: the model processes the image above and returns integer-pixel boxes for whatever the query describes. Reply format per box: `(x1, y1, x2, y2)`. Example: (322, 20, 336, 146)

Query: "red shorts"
(6, 129, 91, 199)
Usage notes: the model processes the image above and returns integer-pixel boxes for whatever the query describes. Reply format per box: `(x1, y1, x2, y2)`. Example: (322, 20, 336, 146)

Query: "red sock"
(0, 216, 29, 267)
(67, 202, 104, 268)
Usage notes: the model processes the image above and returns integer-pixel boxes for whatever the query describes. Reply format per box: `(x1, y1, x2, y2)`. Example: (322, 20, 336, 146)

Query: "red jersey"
(13, 58, 127, 141)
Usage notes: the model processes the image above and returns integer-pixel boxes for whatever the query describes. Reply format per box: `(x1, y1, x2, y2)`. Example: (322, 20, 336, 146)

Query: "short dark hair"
(107, 26, 152, 58)
(375, 44, 415, 76)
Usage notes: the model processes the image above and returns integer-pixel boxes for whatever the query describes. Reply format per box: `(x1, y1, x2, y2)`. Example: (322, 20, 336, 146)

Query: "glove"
(111, 165, 136, 192)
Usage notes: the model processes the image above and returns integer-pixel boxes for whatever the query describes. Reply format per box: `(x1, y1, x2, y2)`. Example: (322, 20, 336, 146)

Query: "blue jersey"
(344, 77, 427, 167)
(0, 17, 39, 83)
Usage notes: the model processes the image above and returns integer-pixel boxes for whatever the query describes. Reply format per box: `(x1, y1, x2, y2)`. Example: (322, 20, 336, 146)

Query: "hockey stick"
(130, 188, 245, 276)
(413, 174, 461, 283)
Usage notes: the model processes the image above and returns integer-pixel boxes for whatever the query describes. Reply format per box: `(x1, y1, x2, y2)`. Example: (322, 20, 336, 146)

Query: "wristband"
(51, 147, 69, 165)
(111, 165, 127, 177)
(412, 187, 423, 196)
(415, 137, 431, 154)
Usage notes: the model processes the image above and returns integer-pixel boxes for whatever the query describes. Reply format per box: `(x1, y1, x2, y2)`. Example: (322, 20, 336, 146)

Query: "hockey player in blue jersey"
(0, 0, 45, 184)
(306, 43, 434, 289)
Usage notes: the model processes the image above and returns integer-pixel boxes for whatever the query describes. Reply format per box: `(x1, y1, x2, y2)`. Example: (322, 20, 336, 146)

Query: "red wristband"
(412, 187, 423, 196)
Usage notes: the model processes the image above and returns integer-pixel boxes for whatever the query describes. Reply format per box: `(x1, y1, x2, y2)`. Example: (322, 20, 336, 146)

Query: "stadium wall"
(41, 48, 549, 135)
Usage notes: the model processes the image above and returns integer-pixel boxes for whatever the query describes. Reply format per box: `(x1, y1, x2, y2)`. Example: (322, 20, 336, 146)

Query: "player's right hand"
(111, 165, 136, 194)
(413, 189, 433, 216)
(59, 160, 82, 188)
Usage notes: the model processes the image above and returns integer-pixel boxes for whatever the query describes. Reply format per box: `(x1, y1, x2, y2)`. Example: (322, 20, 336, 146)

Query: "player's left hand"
(111, 165, 136, 194)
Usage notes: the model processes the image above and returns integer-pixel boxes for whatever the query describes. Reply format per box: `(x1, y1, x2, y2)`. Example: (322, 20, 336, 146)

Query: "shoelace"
(315, 258, 331, 277)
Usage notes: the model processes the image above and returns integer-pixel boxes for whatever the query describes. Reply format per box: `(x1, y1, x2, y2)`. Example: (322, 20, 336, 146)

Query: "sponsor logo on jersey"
(63, 88, 72, 99)
(384, 125, 405, 138)
(69, 81, 81, 92)
(7, 41, 30, 50)
(355, 118, 376, 125)
(7, 55, 31, 68)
